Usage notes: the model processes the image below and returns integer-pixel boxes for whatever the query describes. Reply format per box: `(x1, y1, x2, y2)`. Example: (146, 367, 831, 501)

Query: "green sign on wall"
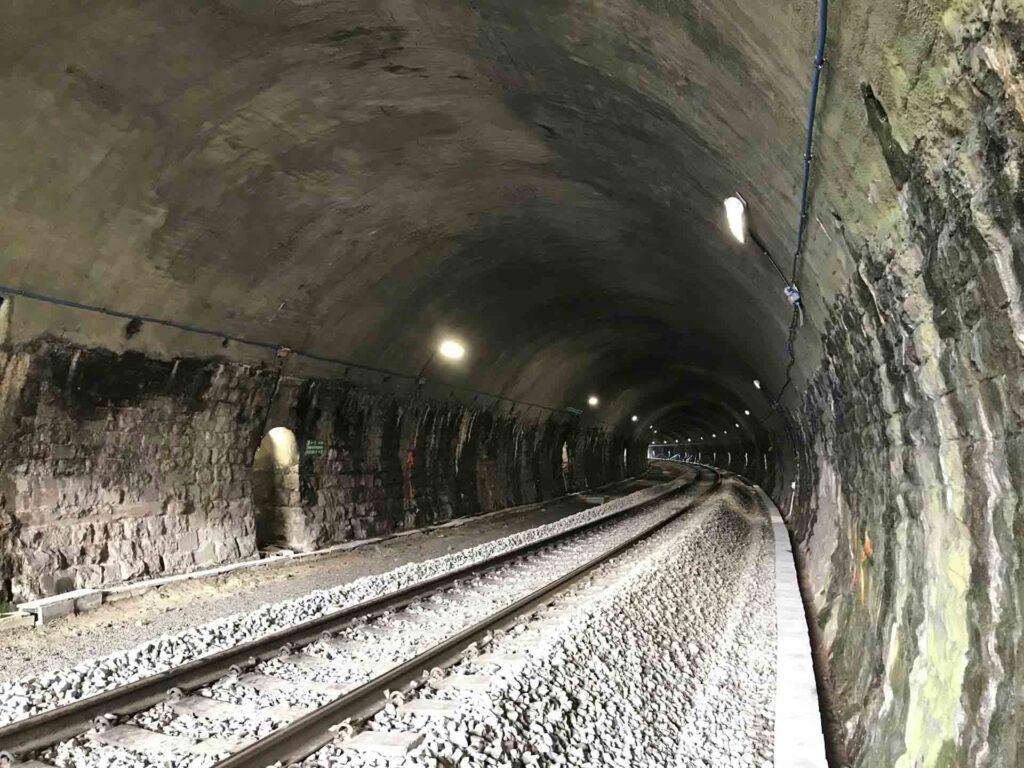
(305, 439, 326, 457)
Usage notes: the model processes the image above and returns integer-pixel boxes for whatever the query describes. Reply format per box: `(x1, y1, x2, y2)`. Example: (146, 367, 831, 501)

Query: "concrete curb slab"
(768, 496, 828, 767)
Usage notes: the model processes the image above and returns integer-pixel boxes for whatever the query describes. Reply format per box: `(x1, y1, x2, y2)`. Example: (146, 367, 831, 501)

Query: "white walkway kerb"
(769, 501, 829, 767)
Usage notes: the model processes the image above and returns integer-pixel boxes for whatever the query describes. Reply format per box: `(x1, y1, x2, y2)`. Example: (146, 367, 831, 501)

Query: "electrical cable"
(792, 0, 830, 280)
(0, 283, 588, 421)
(762, 0, 829, 423)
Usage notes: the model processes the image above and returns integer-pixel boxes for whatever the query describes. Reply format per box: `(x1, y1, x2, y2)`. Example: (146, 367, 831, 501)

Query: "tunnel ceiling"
(1, 0, 938, 442)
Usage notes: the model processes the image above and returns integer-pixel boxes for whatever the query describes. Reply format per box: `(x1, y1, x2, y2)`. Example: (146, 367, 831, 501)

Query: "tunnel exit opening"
(252, 426, 301, 550)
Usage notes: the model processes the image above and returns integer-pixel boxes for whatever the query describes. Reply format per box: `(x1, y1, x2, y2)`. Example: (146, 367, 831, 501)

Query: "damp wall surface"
(776, 8, 1024, 766)
(0, 339, 648, 603)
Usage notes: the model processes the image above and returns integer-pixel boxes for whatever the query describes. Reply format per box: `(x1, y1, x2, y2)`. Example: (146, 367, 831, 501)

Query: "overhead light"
(712, 433, 717, 438)
(753, 379, 761, 389)
(724, 430, 728, 434)
(724, 195, 747, 244)
(744, 409, 750, 416)
(439, 339, 465, 360)
(631, 415, 638, 422)
(587, 395, 599, 407)
(735, 423, 740, 428)
(653, 429, 658, 434)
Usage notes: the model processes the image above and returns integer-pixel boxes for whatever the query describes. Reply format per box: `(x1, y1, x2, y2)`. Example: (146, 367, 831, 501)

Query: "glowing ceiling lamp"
(631, 415, 638, 422)
(724, 195, 747, 244)
(439, 339, 466, 360)
(753, 379, 762, 390)
(587, 395, 599, 407)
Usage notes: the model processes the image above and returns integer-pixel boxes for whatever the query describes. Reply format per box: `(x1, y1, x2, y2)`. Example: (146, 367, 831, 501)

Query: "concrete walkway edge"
(768, 495, 829, 767)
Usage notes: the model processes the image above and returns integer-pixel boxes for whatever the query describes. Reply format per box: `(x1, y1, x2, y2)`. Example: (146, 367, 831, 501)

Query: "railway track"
(0, 466, 719, 768)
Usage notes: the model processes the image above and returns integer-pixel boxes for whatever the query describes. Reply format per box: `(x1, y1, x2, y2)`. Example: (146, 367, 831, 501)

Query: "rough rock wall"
(0, 340, 646, 602)
(262, 378, 646, 551)
(784, 6, 1024, 766)
(0, 340, 273, 602)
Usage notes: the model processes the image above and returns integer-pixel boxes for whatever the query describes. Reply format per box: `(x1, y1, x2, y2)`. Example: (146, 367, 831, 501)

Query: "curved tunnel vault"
(1, 0, 1024, 765)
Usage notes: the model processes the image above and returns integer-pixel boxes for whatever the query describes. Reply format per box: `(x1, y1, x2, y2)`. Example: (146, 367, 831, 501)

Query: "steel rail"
(215, 467, 721, 768)
(0, 471, 702, 759)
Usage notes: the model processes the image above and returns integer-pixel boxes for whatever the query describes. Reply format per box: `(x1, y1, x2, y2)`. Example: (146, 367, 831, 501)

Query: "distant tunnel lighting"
(588, 395, 599, 407)
(631, 415, 638, 422)
(753, 379, 762, 390)
(744, 409, 751, 416)
(724, 196, 747, 244)
(735, 423, 740, 428)
(439, 339, 465, 360)
(653, 429, 658, 434)
(712, 433, 717, 438)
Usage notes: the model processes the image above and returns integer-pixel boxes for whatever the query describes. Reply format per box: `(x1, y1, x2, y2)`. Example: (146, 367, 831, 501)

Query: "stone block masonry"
(0, 341, 277, 602)
(0, 340, 647, 602)
(251, 378, 647, 552)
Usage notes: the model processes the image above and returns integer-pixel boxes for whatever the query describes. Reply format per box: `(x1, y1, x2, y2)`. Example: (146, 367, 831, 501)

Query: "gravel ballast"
(306, 478, 775, 768)
(0, 469, 687, 686)
(41, 481, 711, 768)
(0, 472, 699, 730)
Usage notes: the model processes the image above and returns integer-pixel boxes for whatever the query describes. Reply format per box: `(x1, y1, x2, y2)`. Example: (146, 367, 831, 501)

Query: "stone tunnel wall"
(779, 9, 1024, 767)
(258, 377, 646, 552)
(0, 339, 647, 603)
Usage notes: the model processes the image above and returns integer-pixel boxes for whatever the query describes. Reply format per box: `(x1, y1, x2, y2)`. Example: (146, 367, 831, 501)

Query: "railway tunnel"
(0, 1, 1022, 766)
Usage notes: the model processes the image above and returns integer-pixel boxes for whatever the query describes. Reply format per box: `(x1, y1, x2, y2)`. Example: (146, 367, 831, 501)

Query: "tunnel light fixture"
(753, 379, 761, 389)
(735, 423, 740, 428)
(724, 195, 747, 244)
(439, 339, 466, 360)
(631, 415, 638, 422)
(587, 395, 599, 407)
(712, 433, 717, 438)
(744, 409, 751, 416)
